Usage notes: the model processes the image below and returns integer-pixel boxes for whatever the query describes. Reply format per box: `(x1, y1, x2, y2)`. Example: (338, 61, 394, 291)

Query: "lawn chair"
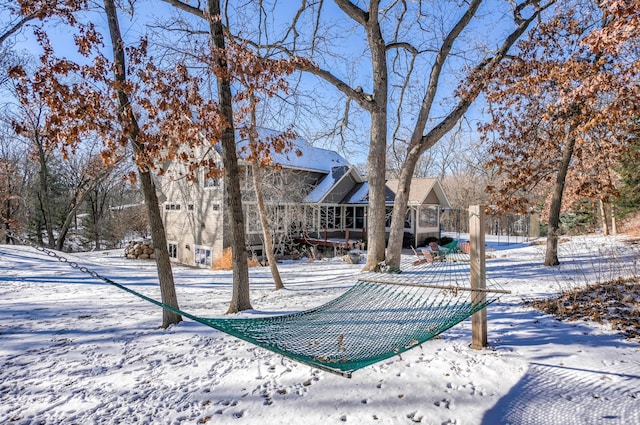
(412, 243, 445, 265)
(440, 239, 460, 254)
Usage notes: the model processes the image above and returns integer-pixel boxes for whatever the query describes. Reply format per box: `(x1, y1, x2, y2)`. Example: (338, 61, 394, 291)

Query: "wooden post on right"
(469, 205, 487, 349)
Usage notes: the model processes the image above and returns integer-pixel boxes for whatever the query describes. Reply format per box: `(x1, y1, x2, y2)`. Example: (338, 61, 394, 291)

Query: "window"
(168, 242, 178, 259)
(273, 205, 286, 231)
(245, 203, 261, 233)
(355, 207, 365, 229)
(288, 205, 305, 235)
(305, 205, 318, 231)
(195, 246, 212, 267)
(334, 206, 342, 228)
(404, 209, 412, 229)
(385, 207, 393, 227)
(343, 206, 366, 229)
(165, 203, 181, 211)
(320, 206, 342, 229)
(187, 204, 194, 212)
(204, 177, 220, 188)
(418, 205, 439, 228)
(345, 207, 354, 228)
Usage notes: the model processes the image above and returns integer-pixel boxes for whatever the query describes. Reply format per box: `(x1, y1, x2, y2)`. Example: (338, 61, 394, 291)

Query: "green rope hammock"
(195, 271, 501, 377)
(11, 239, 509, 378)
(90, 257, 507, 377)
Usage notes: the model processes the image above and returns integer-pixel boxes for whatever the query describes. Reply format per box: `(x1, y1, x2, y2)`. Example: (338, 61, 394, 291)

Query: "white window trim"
(194, 245, 212, 267)
(167, 242, 178, 260)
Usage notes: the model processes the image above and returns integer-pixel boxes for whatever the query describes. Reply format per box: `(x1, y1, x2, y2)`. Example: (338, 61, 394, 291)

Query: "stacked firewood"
(124, 241, 155, 259)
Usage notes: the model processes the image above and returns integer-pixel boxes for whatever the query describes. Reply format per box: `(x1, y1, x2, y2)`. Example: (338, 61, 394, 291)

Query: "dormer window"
(204, 176, 220, 188)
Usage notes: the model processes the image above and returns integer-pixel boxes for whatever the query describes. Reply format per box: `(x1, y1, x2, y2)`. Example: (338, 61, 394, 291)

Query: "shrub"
(421, 236, 438, 246)
(438, 236, 454, 246)
(212, 248, 258, 270)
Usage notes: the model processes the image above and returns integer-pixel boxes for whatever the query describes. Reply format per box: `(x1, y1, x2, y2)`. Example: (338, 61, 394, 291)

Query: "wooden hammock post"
(469, 204, 487, 349)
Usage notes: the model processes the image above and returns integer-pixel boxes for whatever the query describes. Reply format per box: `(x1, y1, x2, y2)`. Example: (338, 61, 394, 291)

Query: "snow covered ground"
(1, 235, 639, 424)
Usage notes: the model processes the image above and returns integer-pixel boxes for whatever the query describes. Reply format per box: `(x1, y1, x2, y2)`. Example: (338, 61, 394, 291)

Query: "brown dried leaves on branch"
(9, 10, 309, 183)
(481, 2, 640, 215)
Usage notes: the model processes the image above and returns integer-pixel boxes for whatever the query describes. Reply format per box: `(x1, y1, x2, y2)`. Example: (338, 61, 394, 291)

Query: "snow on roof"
(304, 172, 340, 203)
(343, 182, 369, 204)
(235, 128, 350, 174)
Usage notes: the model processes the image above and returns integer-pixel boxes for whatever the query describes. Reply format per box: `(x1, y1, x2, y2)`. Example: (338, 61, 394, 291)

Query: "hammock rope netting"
(197, 265, 503, 377)
(8, 237, 508, 378)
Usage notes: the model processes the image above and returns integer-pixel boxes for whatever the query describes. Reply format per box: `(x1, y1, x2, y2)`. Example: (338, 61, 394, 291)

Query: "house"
(159, 129, 451, 267)
(384, 178, 451, 248)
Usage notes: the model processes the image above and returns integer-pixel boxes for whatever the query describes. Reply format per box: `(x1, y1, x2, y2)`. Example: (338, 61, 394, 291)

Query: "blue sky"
(5, 0, 529, 172)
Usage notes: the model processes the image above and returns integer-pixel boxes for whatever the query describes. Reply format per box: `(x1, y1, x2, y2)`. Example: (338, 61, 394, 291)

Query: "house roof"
(235, 128, 349, 174)
(304, 165, 355, 203)
(385, 178, 451, 208)
(234, 128, 367, 203)
(342, 182, 369, 204)
(232, 128, 451, 208)
(342, 182, 396, 205)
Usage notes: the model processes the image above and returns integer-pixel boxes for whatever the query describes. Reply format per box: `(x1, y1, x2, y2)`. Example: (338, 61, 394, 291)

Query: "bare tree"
(202, 0, 252, 313)
(0, 1, 79, 46)
(0, 121, 29, 242)
(159, 0, 308, 305)
(53, 149, 119, 251)
(245, 124, 285, 290)
(83, 159, 138, 250)
(223, 0, 556, 270)
(384, 0, 556, 268)
(9, 99, 60, 248)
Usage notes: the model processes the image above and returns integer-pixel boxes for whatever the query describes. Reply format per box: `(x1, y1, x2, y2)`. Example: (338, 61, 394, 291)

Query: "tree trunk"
(3, 164, 18, 244)
(248, 105, 283, 290)
(88, 193, 101, 250)
(4, 219, 11, 244)
(360, 7, 388, 272)
(35, 139, 54, 248)
(610, 203, 617, 235)
(385, 145, 423, 268)
(104, 0, 181, 328)
(251, 163, 284, 290)
(598, 198, 609, 235)
(139, 170, 182, 327)
(363, 111, 389, 271)
(545, 132, 577, 267)
(55, 192, 85, 251)
(207, 0, 252, 313)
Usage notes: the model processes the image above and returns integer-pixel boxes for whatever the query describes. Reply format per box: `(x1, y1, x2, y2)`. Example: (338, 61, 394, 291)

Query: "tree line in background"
(0, 0, 638, 324)
(0, 128, 149, 250)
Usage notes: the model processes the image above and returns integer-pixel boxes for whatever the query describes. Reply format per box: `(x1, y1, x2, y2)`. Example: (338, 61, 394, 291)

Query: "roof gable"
(385, 178, 451, 208)
(306, 166, 363, 203)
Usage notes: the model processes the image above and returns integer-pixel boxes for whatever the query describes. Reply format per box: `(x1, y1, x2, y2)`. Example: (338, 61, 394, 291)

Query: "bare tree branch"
(0, 11, 41, 46)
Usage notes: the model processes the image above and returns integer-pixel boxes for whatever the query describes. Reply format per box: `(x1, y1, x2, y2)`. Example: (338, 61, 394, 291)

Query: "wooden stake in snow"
(470, 205, 488, 349)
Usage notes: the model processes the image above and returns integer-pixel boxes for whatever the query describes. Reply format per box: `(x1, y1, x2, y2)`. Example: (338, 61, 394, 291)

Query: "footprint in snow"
(406, 411, 423, 422)
(434, 398, 453, 409)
